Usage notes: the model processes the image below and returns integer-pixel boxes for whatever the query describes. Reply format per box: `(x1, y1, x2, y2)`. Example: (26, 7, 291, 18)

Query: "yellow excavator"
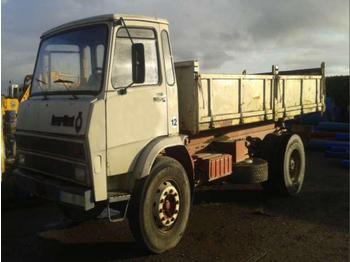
(1, 75, 32, 174)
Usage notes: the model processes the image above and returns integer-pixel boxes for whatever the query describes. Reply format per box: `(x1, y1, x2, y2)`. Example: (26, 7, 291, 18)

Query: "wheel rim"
(289, 149, 301, 185)
(153, 181, 180, 230)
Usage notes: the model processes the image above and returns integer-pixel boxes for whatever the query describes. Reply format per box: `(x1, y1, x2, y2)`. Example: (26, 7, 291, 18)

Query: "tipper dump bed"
(175, 60, 325, 134)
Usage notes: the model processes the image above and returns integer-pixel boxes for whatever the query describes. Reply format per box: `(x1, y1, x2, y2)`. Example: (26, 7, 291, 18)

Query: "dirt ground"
(1, 151, 349, 262)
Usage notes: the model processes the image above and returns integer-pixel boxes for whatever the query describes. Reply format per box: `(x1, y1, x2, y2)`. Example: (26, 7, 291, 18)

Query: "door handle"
(153, 95, 167, 102)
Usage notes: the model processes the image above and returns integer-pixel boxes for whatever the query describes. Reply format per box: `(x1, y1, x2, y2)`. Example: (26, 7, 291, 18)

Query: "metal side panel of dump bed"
(175, 60, 325, 134)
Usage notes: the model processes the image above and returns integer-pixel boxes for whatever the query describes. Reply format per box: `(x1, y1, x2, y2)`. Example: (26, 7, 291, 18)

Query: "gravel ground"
(1, 151, 349, 261)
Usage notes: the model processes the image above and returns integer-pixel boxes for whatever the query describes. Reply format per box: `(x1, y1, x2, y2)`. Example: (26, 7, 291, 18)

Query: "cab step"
(106, 192, 131, 223)
(108, 192, 131, 203)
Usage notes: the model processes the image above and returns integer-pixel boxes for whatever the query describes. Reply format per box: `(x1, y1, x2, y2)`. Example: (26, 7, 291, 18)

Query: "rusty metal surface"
(234, 140, 247, 163)
(195, 153, 232, 181)
(211, 139, 248, 164)
(186, 122, 276, 156)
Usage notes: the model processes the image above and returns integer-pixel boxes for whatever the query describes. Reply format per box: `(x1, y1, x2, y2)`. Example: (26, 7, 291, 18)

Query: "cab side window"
(112, 28, 159, 88)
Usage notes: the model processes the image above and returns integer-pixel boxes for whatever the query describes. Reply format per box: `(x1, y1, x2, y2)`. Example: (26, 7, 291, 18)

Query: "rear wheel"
(261, 133, 305, 196)
(128, 156, 191, 254)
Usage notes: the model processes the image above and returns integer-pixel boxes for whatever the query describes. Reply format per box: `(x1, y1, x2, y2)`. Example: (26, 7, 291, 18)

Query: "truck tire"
(261, 133, 305, 196)
(232, 158, 268, 183)
(128, 156, 191, 254)
(259, 133, 280, 162)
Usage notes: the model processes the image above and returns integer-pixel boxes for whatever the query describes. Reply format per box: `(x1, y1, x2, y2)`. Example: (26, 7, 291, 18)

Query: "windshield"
(31, 24, 108, 96)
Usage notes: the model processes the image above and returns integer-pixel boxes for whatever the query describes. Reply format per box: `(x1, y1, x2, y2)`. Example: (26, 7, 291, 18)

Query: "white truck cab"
(16, 14, 183, 197)
(14, 13, 325, 253)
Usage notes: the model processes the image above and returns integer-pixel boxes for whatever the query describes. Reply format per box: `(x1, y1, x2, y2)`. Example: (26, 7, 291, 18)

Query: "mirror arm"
(120, 17, 134, 45)
(115, 81, 134, 95)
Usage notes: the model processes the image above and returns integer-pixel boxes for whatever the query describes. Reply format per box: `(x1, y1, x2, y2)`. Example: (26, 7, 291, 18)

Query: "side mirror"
(132, 43, 145, 84)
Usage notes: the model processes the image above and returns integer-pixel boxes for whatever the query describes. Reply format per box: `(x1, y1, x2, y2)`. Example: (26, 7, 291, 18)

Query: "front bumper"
(13, 168, 95, 210)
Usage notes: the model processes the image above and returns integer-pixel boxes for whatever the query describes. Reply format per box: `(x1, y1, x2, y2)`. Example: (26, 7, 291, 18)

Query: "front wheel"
(128, 156, 191, 253)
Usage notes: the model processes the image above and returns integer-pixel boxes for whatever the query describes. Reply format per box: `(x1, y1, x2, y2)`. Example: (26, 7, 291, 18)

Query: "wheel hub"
(153, 181, 180, 228)
(290, 158, 295, 170)
(289, 149, 301, 183)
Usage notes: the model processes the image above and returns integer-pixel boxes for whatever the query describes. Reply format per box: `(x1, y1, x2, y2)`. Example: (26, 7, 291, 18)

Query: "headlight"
(18, 154, 25, 165)
(74, 167, 86, 183)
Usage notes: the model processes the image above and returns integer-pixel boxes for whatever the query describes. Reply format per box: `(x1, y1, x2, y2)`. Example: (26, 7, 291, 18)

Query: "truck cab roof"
(41, 13, 169, 38)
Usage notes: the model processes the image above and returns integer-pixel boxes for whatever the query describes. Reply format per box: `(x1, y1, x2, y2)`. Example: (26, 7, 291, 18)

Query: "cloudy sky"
(1, 0, 349, 89)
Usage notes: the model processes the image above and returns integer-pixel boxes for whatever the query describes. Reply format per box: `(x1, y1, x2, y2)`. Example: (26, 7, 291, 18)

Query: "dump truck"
(13, 14, 325, 253)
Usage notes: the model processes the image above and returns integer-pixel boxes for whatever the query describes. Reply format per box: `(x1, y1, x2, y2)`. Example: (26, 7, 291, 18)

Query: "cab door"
(106, 24, 168, 176)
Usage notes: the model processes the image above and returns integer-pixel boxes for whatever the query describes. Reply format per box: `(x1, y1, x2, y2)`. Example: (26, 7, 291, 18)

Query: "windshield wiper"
(54, 79, 74, 84)
(35, 78, 48, 100)
(36, 78, 47, 85)
(54, 79, 78, 99)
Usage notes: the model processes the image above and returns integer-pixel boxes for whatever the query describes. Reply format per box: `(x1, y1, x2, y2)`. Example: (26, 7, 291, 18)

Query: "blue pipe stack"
(307, 121, 349, 168)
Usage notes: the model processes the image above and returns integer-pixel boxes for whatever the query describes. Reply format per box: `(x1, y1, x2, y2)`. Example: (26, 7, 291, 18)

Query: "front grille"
(24, 153, 75, 179)
(16, 133, 90, 186)
(16, 134, 85, 161)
